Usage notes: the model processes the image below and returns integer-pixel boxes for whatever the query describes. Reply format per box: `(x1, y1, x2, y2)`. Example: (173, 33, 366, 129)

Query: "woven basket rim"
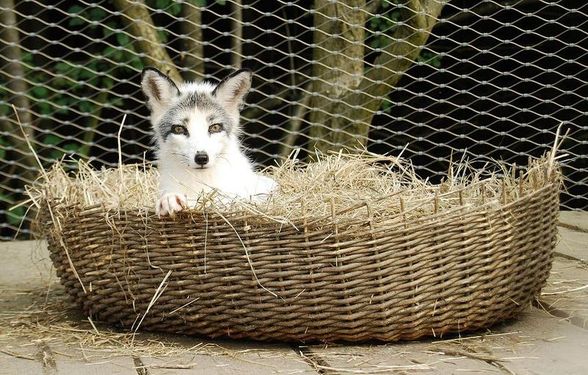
(38, 157, 562, 342)
(42, 179, 557, 229)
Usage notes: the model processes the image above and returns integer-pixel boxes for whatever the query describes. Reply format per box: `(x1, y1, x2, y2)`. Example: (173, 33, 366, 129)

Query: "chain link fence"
(1, 0, 586, 239)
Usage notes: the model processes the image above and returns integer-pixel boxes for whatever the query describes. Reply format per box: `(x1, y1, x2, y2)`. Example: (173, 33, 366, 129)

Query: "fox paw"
(156, 193, 188, 217)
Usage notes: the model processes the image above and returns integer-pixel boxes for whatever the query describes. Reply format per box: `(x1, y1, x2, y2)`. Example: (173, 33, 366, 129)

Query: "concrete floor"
(0, 211, 586, 375)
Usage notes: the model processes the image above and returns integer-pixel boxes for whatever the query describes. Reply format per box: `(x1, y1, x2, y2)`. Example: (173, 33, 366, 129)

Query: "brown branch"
(444, 0, 546, 25)
(231, 0, 243, 68)
(78, 90, 109, 157)
(112, 0, 183, 83)
(356, 0, 448, 113)
(0, 0, 37, 183)
(279, 84, 313, 158)
(308, 0, 449, 154)
(308, 0, 367, 152)
(365, 0, 380, 15)
(181, 2, 204, 80)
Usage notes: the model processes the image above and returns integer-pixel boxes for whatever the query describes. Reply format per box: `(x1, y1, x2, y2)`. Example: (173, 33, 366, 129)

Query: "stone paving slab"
(483, 309, 588, 375)
(133, 335, 316, 375)
(555, 226, 588, 262)
(0, 239, 54, 287)
(559, 211, 588, 232)
(0, 350, 44, 375)
(304, 341, 500, 373)
(0, 340, 139, 375)
(2, 212, 588, 374)
(139, 348, 315, 375)
(0, 291, 315, 375)
(307, 308, 588, 374)
(539, 257, 588, 329)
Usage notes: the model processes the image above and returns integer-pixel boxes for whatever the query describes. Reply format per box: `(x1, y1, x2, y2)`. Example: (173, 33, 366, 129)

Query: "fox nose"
(194, 151, 209, 166)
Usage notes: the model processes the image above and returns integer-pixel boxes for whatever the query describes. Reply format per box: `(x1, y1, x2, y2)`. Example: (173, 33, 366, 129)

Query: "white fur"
(141, 68, 277, 217)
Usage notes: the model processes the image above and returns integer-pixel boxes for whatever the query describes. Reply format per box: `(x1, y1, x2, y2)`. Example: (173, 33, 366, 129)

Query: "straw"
(28, 147, 562, 342)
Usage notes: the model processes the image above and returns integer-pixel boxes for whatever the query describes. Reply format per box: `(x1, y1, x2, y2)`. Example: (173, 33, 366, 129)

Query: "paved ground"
(0, 211, 586, 375)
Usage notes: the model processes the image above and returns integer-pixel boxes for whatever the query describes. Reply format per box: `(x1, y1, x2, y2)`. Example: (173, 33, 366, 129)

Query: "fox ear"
(141, 67, 180, 114)
(212, 69, 252, 113)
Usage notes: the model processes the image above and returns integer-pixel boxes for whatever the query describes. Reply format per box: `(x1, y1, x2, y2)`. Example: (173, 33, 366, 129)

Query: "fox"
(141, 67, 277, 217)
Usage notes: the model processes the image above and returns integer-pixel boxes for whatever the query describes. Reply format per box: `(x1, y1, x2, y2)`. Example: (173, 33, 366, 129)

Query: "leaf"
(67, 3, 85, 26)
(188, 0, 207, 6)
(67, 5, 84, 15)
(21, 52, 33, 64)
(0, 137, 8, 160)
(68, 6, 86, 28)
(370, 18, 380, 30)
(79, 67, 96, 80)
(0, 103, 10, 117)
(6, 205, 25, 227)
(103, 46, 124, 61)
(155, 0, 170, 8)
(79, 100, 94, 114)
(63, 143, 81, 152)
(69, 17, 86, 27)
(380, 98, 394, 114)
(110, 97, 124, 107)
(390, 10, 401, 22)
(88, 7, 107, 21)
(31, 86, 49, 98)
(129, 54, 144, 70)
(102, 77, 114, 89)
(157, 30, 169, 43)
(42, 134, 62, 146)
(55, 61, 73, 74)
(116, 32, 130, 46)
(36, 101, 52, 115)
(49, 150, 64, 160)
(169, 3, 182, 15)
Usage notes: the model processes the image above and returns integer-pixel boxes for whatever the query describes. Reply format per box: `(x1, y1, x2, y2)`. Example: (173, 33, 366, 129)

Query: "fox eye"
(171, 125, 187, 135)
(209, 123, 224, 133)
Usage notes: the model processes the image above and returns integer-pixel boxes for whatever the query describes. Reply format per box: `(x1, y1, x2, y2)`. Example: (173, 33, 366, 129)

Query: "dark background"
(1, 0, 586, 239)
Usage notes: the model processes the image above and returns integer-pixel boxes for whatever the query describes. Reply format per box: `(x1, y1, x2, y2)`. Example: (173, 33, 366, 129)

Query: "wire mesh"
(1, 0, 586, 239)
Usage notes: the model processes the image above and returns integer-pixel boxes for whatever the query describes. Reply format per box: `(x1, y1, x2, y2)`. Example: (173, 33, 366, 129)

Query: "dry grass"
(0, 283, 286, 360)
(0, 282, 524, 369)
(5, 107, 568, 364)
(26, 149, 561, 230)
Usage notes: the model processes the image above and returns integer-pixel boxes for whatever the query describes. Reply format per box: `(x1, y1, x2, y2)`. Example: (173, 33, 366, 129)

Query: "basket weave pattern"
(44, 175, 559, 342)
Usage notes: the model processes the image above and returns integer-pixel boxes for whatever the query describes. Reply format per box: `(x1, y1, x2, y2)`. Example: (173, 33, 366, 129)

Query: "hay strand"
(29, 147, 562, 342)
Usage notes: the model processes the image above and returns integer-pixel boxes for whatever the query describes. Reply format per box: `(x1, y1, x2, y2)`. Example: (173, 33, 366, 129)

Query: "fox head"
(141, 67, 252, 169)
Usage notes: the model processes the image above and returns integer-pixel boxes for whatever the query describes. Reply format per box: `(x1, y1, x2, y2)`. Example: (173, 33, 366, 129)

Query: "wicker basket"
(41, 160, 560, 342)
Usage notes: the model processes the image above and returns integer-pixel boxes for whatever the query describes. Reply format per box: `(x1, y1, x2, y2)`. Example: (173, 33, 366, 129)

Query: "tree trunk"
(181, 2, 205, 81)
(309, 0, 448, 154)
(113, 0, 183, 83)
(308, 0, 367, 153)
(0, 0, 37, 183)
(231, 0, 243, 69)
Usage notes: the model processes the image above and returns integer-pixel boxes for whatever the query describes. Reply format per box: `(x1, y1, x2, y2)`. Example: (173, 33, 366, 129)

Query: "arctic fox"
(141, 67, 277, 217)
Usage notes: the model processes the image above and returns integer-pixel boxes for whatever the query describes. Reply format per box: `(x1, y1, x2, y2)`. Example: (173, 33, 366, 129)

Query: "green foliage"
(380, 98, 394, 114)
(6, 205, 25, 228)
(0, 137, 8, 161)
(0, 101, 9, 118)
(368, 0, 442, 67)
(368, 1, 402, 50)
(368, 0, 443, 113)
(0, 193, 26, 228)
(417, 50, 442, 68)
(150, 0, 183, 16)
(16, 1, 148, 166)
(13, 0, 230, 174)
